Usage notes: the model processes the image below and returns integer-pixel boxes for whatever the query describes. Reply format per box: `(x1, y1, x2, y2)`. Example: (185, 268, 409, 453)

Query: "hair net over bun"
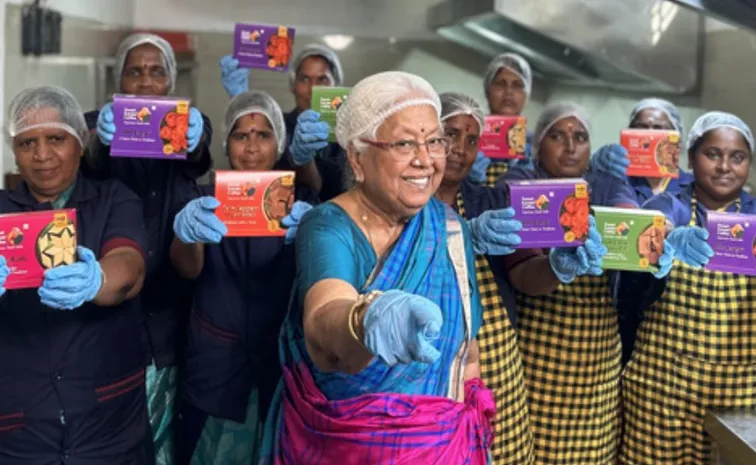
(687, 111, 755, 154)
(289, 43, 344, 90)
(532, 102, 592, 157)
(630, 97, 684, 135)
(224, 90, 287, 159)
(439, 92, 485, 136)
(7, 85, 89, 148)
(114, 33, 177, 94)
(335, 71, 441, 151)
(484, 53, 533, 97)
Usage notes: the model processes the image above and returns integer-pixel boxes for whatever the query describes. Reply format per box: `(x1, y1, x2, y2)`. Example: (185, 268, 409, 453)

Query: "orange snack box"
(214, 170, 295, 237)
(621, 129, 681, 178)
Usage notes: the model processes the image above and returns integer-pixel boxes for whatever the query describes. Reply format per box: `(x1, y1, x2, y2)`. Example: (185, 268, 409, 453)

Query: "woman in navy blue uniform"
(170, 91, 315, 465)
(0, 86, 151, 464)
(81, 33, 213, 463)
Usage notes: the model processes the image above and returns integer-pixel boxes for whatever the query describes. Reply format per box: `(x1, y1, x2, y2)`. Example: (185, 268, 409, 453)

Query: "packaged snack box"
(233, 23, 295, 71)
(0, 209, 77, 289)
(111, 94, 190, 160)
(479, 116, 527, 160)
(592, 206, 666, 272)
(705, 211, 756, 276)
(311, 86, 351, 143)
(507, 178, 589, 248)
(621, 129, 681, 178)
(215, 170, 295, 237)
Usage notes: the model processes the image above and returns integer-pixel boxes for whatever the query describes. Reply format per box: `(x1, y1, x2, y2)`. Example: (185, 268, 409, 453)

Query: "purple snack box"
(111, 94, 190, 160)
(507, 178, 590, 248)
(232, 23, 295, 71)
(705, 211, 756, 276)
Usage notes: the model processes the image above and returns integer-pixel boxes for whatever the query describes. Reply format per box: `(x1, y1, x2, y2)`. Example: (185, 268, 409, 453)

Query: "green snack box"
(592, 206, 667, 272)
(310, 86, 351, 142)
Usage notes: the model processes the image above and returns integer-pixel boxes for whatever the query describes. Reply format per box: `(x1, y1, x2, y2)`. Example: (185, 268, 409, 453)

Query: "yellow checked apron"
(486, 161, 510, 187)
(456, 194, 535, 465)
(516, 274, 621, 465)
(620, 197, 756, 465)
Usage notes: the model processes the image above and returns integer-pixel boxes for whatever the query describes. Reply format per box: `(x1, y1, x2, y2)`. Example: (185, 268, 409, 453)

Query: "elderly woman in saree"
(259, 71, 495, 465)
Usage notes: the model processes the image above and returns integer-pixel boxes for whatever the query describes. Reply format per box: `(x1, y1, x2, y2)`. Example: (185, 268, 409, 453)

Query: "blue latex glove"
(591, 143, 630, 180)
(220, 55, 249, 98)
(173, 196, 228, 244)
(0, 256, 9, 298)
(187, 108, 204, 152)
(468, 207, 522, 255)
(666, 226, 714, 269)
(290, 110, 329, 166)
(362, 289, 443, 366)
(549, 216, 607, 283)
(281, 201, 313, 245)
(467, 151, 491, 184)
(96, 103, 115, 146)
(652, 239, 675, 278)
(38, 246, 103, 310)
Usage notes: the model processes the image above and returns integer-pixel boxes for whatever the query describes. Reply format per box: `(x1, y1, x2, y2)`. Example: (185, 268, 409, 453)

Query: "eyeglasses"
(360, 136, 450, 160)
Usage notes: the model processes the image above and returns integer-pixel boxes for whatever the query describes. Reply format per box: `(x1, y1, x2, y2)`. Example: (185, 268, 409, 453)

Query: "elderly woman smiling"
(260, 72, 494, 464)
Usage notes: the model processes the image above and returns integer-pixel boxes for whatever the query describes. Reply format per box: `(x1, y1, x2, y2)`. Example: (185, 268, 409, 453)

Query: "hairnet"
(335, 71, 441, 151)
(532, 102, 591, 157)
(483, 52, 533, 97)
(114, 33, 177, 94)
(6, 85, 89, 148)
(687, 111, 754, 154)
(289, 43, 344, 90)
(439, 92, 485, 136)
(629, 97, 684, 135)
(224, 90, 287, 159)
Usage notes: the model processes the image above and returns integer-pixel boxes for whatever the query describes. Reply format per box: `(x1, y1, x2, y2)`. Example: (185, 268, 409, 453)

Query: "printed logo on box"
(719, 222, 747, 240)
(241, 29, 262, 44)
(124, 105, 156, 123)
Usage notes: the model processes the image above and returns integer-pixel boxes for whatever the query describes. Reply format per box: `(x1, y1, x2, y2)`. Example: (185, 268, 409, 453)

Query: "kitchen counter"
(705, 411, 756, 465)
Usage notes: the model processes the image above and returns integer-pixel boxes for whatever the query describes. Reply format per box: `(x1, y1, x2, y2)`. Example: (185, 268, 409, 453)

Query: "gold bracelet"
(347, 290, 383, 345)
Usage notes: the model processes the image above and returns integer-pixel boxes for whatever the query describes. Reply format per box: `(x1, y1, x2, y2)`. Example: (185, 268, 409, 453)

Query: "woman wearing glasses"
(260, 72, 494, 464)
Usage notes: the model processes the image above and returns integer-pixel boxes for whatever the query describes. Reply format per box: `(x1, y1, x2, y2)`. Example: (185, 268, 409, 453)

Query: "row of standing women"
(0, 30, 751, 465)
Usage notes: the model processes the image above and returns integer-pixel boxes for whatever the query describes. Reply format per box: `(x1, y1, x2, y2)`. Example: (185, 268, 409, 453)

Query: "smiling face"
(349, 105, 446, 219)
(537, 116, 591, 178)
(690, 127, 751, 203)
(441, 114, 480, 188)
(486, 67, 527, 116)
(226, 113, 279, 171)
(120, 43, 171, 96)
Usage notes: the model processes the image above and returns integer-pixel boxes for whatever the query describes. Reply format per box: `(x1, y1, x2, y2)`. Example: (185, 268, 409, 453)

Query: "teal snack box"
(592, 206, 667, 272)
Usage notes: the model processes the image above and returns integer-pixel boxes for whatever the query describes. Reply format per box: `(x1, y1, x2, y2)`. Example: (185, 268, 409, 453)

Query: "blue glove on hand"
(469, 207, 522, 255)
(591, 143, 630, 180)
(174, 196, 228, 244)
(549, 216, 607, 283)
(186, 108, 204, 152)
(652, 239, 675, 278)
(363, 289, 443, 366)
(96, 103, 116, 146)
(0, 256, 9, 298)
(38, 246, 103, 310)
(281, 201, 313, 245)
(467, 151, 491, 184)
(290, 110, 329, 166)
(220, 55, 249, 98)
(666, 226, 714, 269)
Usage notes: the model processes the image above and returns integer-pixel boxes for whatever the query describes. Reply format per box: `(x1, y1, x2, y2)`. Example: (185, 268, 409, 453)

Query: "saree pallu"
(147, 363, 177, 465)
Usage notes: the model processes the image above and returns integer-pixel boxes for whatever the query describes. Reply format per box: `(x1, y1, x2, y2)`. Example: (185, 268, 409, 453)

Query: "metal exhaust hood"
(670, 0, 756, 31)
(428, 0, 705, 93)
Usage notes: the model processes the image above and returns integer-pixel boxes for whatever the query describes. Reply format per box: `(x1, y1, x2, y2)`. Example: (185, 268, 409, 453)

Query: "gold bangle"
(347, 300, 364, 344)
(347, 290, 382, 345)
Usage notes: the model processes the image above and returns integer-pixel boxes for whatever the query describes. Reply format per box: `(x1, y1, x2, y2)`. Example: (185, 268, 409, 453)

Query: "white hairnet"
(440, 92, 485, 136)
(224, 90, 287, 159)
(532, 102, 591, 157)
(335, 71, 441, 151)
(289, 43, 344, 90)
(114, 33, 177, 94)
(630, 98, 684, 135)
(483, 53, 533, 97)
(687, 111, 755, 154)
(6, 85, 89, 148)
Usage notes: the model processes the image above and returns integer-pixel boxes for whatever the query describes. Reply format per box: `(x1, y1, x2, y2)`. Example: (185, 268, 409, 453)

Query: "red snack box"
(215, 170, 295, 237)
(479, 116, 527, 160)
(0, 209, 77, 289)
(621, 129, 681, 178)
